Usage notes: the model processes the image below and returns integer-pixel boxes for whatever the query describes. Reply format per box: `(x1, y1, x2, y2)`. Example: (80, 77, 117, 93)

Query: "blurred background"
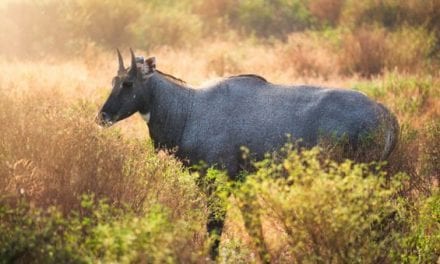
(0, 0, 438, 78)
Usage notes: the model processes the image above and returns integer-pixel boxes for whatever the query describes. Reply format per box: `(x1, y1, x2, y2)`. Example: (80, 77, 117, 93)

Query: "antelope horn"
(117, 48, 124, 73)
(129, 48, 137, 74)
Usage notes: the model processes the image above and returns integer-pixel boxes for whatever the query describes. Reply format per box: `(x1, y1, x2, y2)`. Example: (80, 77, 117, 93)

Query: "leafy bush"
(385, 27, 436, 74)
(1, 145, 438, 263)
(73, 0, 141, 48)
(233, 147, 409, 262)
(420, 119, 440, 181)
(230, 0, 311, 38)
(395, 192, 440, 263)
(340, 0, 439, 63)
(132, 0, 202, 50)
(0, 0, 201, 58)
(341, 0, 404, 29)
(353, 72, 437, 124)
(341, 0, 439, 31)
(353, 73, 438, 193)
(1, 0, 438, 72)
(0, 196, 205, 263)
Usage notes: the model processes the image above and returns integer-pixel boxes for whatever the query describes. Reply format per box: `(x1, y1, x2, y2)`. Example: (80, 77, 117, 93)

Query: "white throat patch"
(140, 112, 151, 124)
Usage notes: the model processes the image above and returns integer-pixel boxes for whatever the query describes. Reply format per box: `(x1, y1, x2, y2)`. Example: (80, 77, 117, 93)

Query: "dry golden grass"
(0, 55, 207, 214)
(0, 39, 438, 262)
(1, 39, 437, 185)
(0, 0, 438, 261)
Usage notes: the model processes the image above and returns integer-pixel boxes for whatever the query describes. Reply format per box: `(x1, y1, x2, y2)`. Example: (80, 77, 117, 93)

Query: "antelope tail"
(379, 104, 399, 160)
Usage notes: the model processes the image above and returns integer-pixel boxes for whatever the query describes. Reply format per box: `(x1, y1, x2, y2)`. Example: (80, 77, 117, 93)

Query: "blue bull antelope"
(97, 49, 399, 262)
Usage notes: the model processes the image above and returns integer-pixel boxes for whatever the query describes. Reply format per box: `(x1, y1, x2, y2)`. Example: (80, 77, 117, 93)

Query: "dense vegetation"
(0, 0, 438, 263)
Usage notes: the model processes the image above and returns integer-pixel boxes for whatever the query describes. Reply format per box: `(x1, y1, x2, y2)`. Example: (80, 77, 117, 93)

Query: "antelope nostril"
(96, 112, 111, 126)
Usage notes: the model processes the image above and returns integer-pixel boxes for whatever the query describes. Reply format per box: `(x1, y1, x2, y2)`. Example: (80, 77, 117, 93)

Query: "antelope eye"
(122, 81, 133, 88)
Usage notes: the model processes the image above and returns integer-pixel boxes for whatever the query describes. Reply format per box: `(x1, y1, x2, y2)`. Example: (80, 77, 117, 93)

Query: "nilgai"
(97, 49, 399, 262)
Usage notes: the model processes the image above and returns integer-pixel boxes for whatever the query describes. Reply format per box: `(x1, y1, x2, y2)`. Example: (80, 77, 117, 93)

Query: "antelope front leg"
(196, 169, 230, 261)
(206, 195, 227, 260)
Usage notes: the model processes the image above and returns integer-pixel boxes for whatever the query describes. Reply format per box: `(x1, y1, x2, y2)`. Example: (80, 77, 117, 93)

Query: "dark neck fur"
(146, 72, 194, 150)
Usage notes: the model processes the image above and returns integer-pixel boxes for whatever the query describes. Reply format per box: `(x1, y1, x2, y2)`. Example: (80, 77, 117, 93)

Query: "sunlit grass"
(0, 0, 438, 260)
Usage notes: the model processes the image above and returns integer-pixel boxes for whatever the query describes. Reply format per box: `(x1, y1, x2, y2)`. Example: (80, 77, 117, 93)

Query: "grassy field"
(0, 0, 439, 263)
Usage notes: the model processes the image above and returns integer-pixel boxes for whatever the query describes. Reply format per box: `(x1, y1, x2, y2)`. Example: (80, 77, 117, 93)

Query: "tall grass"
(0, 0, 438, 262)
(1, 47, 437, 261)
(0, 59, 210, 262)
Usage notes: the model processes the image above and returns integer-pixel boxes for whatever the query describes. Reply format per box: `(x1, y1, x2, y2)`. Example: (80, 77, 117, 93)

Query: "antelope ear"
(146, 57, 156, 71)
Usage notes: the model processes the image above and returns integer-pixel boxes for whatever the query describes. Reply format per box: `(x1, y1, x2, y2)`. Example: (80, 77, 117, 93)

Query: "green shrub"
(234, 147, 408, 262)
(131, 0, 202, 50)
(1, 0, 438, 68)
(395, 192, 440, 263)
(340, 0, 439, 60)
(341, 0, 439, 33)
(353, 72, 436, 120)
(341, 0, 403, 29)
(352, 73, 438, 193)
(219, 238, 253, 264)
(73, 0, 141, 48)
(0, 196, 205, 263)
(230, 0, 312, 38)
(420, 119, 440, 181)
(0, 0, 201, 58)
(385, 27, 436, 74)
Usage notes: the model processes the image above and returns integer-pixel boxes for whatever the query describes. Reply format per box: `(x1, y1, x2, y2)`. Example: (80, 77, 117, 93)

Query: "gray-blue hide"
(98, 52, 399, 177)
